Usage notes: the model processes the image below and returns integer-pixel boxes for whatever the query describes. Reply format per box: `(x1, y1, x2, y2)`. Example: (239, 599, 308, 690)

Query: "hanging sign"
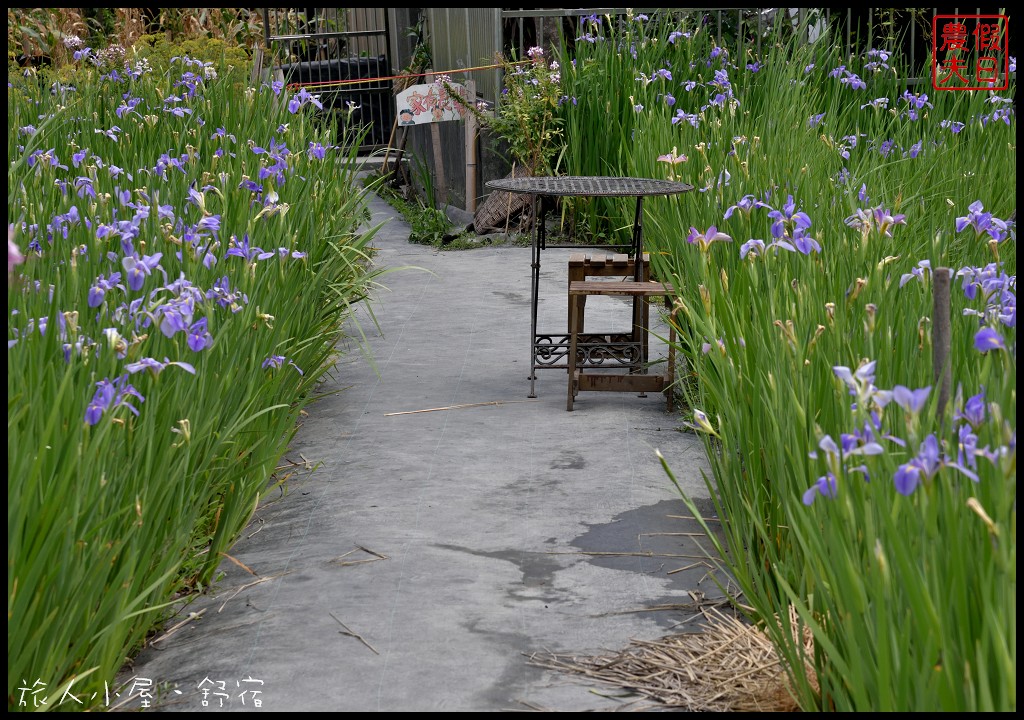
(396, 82, 469, 125)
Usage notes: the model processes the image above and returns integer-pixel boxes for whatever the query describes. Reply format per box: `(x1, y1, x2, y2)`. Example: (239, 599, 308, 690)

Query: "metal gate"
(261, 8, 393, 150)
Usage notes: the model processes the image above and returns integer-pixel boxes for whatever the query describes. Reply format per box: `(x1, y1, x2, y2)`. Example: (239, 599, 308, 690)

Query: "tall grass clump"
(560, 11, 1015, 711)
(8, 46, 383, 710)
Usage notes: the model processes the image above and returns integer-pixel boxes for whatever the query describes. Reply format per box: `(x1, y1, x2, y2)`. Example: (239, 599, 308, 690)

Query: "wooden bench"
(567, 280, 677, 412)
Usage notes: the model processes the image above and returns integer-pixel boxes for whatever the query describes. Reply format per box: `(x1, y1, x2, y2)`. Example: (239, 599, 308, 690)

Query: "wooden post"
(464, 79, 478, 214)
(381, 115, 399, 175)
(933, 267, 952, 421)
(250, 45, 264, 86)
(430, 122, 447, 206)
(393, 126, 411, 186)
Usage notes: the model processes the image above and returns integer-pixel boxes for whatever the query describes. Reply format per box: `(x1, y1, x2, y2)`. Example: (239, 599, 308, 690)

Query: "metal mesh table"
(485, 176, 693, 397)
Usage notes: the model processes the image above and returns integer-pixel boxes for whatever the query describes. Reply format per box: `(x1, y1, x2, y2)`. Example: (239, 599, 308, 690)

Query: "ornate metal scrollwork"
(534, 334, 641, 368)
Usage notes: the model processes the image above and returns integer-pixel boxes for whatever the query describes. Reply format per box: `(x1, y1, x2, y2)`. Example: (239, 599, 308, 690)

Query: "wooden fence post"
(464, 79, 478, 214)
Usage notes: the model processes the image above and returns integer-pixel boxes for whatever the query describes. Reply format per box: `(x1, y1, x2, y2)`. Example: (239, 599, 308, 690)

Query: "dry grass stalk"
(115, 8, 146, 50)
(529, 606, 818, 712)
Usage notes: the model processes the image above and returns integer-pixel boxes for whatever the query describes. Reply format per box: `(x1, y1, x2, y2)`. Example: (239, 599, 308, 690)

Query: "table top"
(485, 176, 693, 198)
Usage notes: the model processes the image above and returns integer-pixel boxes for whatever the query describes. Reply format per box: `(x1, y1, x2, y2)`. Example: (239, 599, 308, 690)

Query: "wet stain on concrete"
(460, 619, 569, 709)
(492, 291, 530, 306)
(434, 543, 572, 594)
(549, 450, 585, 470)
(569, 497, 728, 628)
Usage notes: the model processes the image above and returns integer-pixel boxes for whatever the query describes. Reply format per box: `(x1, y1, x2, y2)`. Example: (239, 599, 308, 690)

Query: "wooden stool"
(567, 253, 650, 339)
(567, 280, 676, 412)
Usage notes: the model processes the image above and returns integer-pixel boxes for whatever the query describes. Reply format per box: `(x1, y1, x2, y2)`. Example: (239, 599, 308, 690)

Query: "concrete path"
(123, 190, 718, 712)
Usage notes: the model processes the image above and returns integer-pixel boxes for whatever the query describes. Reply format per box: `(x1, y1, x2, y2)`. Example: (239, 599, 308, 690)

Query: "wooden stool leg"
(567, 293, 580, 411)
(666, 308, 676, 413)
(567, 255, 586, 340)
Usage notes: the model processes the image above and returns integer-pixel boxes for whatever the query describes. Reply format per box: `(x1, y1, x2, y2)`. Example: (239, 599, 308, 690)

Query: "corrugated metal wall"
(425, 8, 502, 102)
(393, 8, 505, 214)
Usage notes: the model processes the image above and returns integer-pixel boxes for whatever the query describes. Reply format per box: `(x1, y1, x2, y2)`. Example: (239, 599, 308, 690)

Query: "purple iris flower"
(672, 110, 701, 128)
(957, 424, 982, 471)
(791, 229, 821, 255)
(892, 385, 931, 414)
(899, 259, 931, 288)
(686, 225, 732, 251)
(838, 433, 885, 461)
(846, 205, 905, 237)
(84, 375, 144, 426)
(802, 473, 838, 505)
(901, 90, 933, 109)
(95, 125, 121, 141)
(226, 234, 274, 262)
(894, 435, 941, 495)
(85, 379, 118, 425)
(955, 388, 986, 428)
(940, 119, 966, 134)
(906, 141, 923, 159)
(973, 327, 1006, 352)
(767, 195, 812, 238)
(308, 142, 328, 160)
(262, 355, 285, 370)
(746, 61, 761, 72)
(287, 87, 323, 114)
(156, 295, 195, 338)
(88, 272, 123, 307)
(187, 317, 212, 352)
(873, 206, 907, 236)
(840, 73, 866, 90)
(895, 432, 980, 495)
(74, 176, 95, 199)
(125, 357, 197, 377)
(206, 276, 248, 313)
(808, 112, 826, 128)
(197, 215, 221, 236)
(739, 238, 765, 259)
(833, 361, 893, 408)
(211, 127, 236, 142)
(724, 194, 770, 219)
(955, 200, 1009, 241)
(116, 96, 142, 118)
(122, 252, 164, 292)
